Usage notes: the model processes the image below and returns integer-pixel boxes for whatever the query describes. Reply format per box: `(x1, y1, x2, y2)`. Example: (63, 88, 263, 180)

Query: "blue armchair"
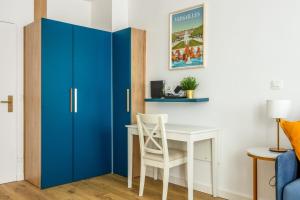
(276, 150, 300, 200)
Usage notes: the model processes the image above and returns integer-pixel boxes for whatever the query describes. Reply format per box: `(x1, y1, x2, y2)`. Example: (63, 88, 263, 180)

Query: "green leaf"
(180, 77, 199, 90)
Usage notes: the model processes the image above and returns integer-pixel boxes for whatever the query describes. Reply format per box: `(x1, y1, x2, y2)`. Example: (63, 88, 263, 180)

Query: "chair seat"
(143, 148, 186, 162)
(283, 178, 300, 200)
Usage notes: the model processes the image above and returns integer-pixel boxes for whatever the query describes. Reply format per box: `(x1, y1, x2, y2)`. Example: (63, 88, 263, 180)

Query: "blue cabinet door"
(41, 19, 73, 188)
(73, 26, 112, 181)
(113, 28, 131, 176)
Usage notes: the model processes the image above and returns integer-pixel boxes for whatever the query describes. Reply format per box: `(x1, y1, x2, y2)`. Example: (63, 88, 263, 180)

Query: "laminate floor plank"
(0, 174, 225, 200)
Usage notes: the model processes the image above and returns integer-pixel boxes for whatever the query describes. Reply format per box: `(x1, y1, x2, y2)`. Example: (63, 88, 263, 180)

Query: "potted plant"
(180, 76, 199, 99)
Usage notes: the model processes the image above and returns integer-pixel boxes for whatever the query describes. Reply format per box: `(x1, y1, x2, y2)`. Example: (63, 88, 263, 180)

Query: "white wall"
(0, 0, 34, 181)
(128, 0, 300, 199)
(48, 0, 91, 27)
(112, 0, 128, 31)
(0, 0, 93, 182)
(2, 0, 300, 199)
(90, 0, 128, 31)
(91, 0, 112, 31)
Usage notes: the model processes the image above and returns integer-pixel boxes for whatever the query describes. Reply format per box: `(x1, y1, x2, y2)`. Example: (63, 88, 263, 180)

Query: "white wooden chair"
(136, 114, 187, 200)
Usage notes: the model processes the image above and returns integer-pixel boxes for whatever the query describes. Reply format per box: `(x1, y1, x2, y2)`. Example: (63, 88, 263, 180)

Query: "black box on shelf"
(150, 80, 164, 98)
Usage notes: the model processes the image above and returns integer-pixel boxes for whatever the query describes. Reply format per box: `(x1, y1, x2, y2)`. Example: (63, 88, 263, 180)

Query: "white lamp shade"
(267, 100, 291, 119)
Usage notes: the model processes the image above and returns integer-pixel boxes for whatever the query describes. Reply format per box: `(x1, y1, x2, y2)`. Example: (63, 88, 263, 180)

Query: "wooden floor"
(0, 174, 225, 200)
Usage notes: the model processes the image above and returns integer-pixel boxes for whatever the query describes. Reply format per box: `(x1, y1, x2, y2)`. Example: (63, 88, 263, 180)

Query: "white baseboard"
(168, 175, 274, 200)
(168, 175, 251, 200)
(146, 167, 252, 200)
(17, 156, 24, 181)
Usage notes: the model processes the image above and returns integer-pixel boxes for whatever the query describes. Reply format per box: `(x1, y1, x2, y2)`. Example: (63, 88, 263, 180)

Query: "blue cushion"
(276, 151, 299, 200)
(283, 179, 300, 200)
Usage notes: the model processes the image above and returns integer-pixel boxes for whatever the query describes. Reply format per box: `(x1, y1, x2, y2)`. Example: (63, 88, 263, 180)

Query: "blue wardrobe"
(24, 19, 112, 188)
(112, 28, 131, 177)
(113, 28, 146, 177)
(24, 19, 145, 189)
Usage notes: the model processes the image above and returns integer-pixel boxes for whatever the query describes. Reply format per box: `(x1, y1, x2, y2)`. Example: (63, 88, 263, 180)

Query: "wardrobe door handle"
(74, 88, 78, 113)
(0, 95, 13, 112)
(69, 88, 73, 113)
(126, 89, 130, 113)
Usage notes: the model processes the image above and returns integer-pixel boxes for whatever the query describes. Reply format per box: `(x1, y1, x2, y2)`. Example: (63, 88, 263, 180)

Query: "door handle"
(74, 88, 78, 113)
(126, 89, 130, 113)
(0, 95, 13, 112)
(70, 88, 73, 112)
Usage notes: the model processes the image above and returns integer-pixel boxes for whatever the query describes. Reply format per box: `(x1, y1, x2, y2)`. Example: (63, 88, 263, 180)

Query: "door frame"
(0, 20, 23, 181)
(16, 21, 24, 181)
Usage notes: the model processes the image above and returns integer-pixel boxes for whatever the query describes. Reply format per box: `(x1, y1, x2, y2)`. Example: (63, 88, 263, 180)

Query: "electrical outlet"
(271, 80, 284, 90)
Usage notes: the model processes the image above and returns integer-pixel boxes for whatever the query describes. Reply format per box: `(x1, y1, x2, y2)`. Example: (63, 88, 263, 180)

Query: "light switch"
(271, 80, 284, 90)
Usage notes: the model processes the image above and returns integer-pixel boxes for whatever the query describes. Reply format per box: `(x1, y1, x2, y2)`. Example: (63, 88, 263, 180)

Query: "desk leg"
(187, 139, 194, 200)
(128, 132, 133, 188)
(253, 158, 257, 200)
(211, 137, 218, 197)
(153, 167, 158, 180)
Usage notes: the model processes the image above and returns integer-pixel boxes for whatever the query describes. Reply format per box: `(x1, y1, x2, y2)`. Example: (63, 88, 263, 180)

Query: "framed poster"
(169, 5, 205, 70)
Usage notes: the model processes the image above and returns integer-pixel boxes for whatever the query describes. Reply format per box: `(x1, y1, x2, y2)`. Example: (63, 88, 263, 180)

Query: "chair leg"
(154, 167, 158, 180)
(184, 163, 188, 187)
(139, 164, 146, 196)
(162, 168, 169, 200)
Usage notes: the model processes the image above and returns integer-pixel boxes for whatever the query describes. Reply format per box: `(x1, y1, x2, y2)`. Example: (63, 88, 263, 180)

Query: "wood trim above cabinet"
(131, 28, 146, 123)
(34, 0, 47, 21)
(24, 21, 42, 187)
(131, 28, 146, 177)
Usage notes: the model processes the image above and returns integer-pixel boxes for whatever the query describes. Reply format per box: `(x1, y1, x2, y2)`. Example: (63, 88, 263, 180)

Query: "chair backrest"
(137, 114, 169, 162)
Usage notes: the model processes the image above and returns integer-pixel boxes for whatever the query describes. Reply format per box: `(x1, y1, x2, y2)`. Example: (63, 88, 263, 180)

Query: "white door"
(0, 21, 17, 184)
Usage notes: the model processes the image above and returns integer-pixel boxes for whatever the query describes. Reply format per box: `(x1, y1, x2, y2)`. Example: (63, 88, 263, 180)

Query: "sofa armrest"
(276, 150, 299, 200)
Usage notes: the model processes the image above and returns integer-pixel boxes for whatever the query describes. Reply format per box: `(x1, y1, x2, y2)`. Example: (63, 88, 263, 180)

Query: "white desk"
(126, 124, 220, 200)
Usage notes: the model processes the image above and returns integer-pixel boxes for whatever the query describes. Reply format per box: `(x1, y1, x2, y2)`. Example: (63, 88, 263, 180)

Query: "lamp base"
(269, 147, 288, 153)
